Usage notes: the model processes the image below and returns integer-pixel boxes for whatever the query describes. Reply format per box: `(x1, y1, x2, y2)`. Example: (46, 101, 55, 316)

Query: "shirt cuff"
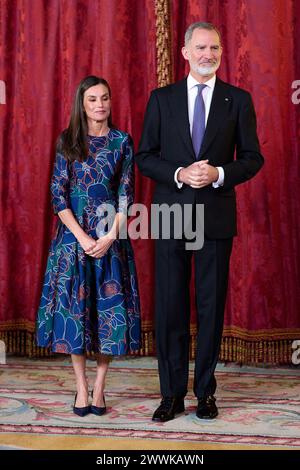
(174, 167, 184, 189)
(212, 166, 224, 188)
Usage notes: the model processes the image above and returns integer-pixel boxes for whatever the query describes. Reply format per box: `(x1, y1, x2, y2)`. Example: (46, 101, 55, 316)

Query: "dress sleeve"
(50, 150, 70, 214)
(117, 134, 135, 214)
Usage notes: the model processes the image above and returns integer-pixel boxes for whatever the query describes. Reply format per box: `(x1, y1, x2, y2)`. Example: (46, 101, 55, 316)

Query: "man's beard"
(191, 61, 220, 76)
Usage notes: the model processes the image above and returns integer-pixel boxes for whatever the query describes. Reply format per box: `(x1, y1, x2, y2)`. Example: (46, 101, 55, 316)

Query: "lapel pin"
(225, 97, 229, 101)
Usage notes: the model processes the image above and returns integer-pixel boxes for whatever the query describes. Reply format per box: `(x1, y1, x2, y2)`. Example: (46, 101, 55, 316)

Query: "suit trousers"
(154, 235, 233, 399)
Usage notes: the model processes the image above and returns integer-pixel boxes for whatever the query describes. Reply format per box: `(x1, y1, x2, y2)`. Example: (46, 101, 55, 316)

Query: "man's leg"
(193, 237, 233, 398)
(155, 238, 192, 398)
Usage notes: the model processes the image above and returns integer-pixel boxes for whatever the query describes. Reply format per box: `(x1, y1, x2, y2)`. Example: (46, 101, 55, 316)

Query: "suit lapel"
(199, 78, 232, 157)
(168, 78, 195, 159)
(168, 77, 232, 159)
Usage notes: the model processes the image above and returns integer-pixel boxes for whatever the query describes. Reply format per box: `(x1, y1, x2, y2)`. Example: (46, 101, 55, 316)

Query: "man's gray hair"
(184, 22, 222, 46)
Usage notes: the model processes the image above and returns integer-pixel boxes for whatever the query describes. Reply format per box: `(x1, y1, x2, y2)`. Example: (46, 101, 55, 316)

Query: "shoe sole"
(196, 411, 218, 420)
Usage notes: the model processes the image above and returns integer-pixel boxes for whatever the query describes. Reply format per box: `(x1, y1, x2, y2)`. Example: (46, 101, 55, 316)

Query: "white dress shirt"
(174, 73, 224, 188)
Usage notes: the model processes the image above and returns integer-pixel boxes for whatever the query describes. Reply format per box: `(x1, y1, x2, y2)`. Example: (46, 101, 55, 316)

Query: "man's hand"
(178, 161, 219, 188)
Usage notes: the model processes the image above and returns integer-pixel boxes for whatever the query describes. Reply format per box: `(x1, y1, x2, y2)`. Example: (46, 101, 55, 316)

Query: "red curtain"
(0, 0, 299, 363)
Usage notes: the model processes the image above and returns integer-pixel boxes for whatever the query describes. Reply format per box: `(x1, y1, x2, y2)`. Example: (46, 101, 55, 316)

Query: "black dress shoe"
(73, 393, 90, 417)
(196, 395, 218, 419)
(152, 397, 185, 422)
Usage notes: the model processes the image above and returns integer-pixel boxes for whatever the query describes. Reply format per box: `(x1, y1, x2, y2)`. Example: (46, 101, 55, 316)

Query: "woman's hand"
(85, 233, 115, 258)
(78, 233, 97, 252)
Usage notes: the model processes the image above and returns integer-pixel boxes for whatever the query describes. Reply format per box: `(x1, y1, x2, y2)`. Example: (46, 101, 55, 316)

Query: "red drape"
(0, 0, 299, 362)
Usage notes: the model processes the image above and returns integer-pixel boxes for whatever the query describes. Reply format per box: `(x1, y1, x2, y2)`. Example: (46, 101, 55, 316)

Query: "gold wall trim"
(155, 0, 173, 87)
(219, 336, 295, 365)
(0, 330, 155, 359)
(0, 329, 297, 365)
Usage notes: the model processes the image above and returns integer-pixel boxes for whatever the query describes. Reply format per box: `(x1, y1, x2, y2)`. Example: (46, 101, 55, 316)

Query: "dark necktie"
(192, 84, 207, 158)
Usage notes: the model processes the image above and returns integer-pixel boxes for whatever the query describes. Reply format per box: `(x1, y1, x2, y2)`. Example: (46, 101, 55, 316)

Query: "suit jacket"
(135, 77, 264, 239)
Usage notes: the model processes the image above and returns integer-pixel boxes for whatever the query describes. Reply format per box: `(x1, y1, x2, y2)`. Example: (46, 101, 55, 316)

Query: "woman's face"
(83, 84, 111, 124)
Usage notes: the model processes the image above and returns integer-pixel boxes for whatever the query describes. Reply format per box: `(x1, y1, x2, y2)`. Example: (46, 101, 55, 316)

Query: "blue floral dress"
(36, 129, 140, 355)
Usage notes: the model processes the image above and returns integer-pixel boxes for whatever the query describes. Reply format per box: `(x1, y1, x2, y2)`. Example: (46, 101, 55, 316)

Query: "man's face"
(182, 28, 222, 77)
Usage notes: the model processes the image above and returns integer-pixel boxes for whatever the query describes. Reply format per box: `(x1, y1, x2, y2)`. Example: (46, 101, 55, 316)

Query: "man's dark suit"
(136, 77, 264, 399)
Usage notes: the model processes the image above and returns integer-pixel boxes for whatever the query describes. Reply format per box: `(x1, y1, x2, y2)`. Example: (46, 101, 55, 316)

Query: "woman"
(36, 76, 140, 417)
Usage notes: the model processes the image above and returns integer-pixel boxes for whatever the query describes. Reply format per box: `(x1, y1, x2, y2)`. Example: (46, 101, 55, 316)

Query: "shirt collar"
(187, 73, 216, 91)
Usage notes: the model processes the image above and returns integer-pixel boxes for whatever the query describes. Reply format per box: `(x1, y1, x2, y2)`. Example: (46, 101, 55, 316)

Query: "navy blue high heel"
(73, 392, 90, 417)
(90, 390, 107, 416)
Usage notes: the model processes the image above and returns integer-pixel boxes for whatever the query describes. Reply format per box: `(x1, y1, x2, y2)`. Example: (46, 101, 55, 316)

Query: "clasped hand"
(79, 233, 115, 258)
(178, 160, 219, 188)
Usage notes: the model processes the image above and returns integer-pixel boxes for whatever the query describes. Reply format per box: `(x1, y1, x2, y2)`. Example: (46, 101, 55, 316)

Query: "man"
(135, 22, 264, 421)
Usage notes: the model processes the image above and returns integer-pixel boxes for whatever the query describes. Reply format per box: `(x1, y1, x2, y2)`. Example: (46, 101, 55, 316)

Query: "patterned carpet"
(0, 356, 300, 449)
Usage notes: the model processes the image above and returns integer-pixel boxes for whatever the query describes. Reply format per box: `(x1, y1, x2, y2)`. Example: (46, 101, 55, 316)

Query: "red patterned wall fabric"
(0, 0, 299, 362)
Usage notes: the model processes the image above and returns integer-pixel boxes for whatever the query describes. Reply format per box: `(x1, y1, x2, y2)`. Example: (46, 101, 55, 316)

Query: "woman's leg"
(71, 353, 89, 407)
(92, 353, 110, 406)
